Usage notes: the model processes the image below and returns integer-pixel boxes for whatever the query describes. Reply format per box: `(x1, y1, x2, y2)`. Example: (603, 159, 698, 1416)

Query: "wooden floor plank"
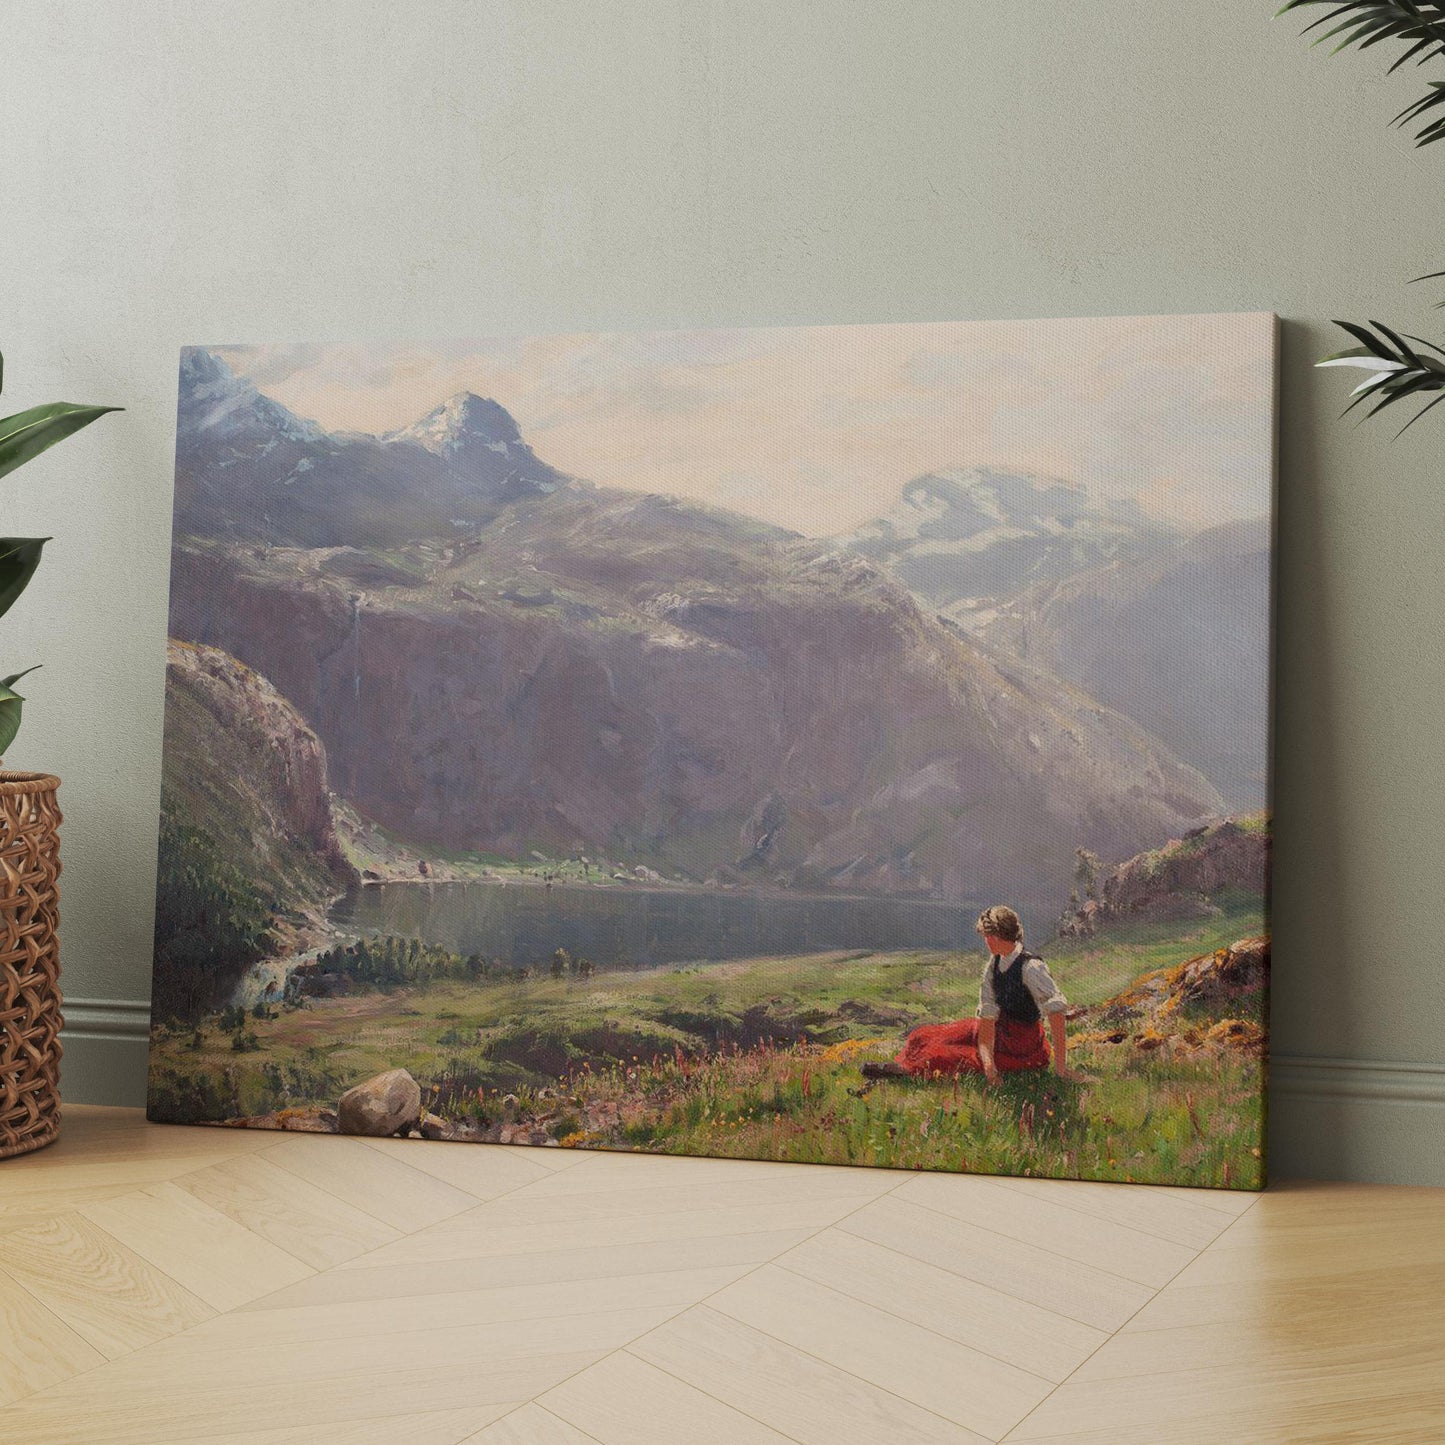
(0, 1213, 215, 1359)
(238, 1228, 815, 1312)
(179, 1405, 511, 1445)
(1123, 1259, 1445, 1333)
(540, 1351, 796, 1445)
(181, 1265, 749, 1351)
(839, 1195, 1154, 1332)
(43, 1110, 273, 1162)
(80, 1183, 314, 1311)
(0, 1356, 593, 1444)
(1005, 1356, 1445, 1441)
(1147, 1184, 1260, 1215)
(10, 1106, 1440, 1444)
(986, 1173, 1241, 1251)
(896, 1173, 1198, 1288)
(465, 1403, 603, 1443)
(774, 1227, 1107, 1383)
(707, 1264, 1049, 1440)
(173, 1152, 403, 1270)
(1165, 1220, 1445, 1290)
(261, 1134, 480, 1232)
(337, 1190, 887, 1271)
(44, 1306, 682, 1398)
(512, 1149, 887, 1196)
(0, 1266, 106, 1406)
(356, 1135, 555, 1201)
(632, 1304, 990, 1445)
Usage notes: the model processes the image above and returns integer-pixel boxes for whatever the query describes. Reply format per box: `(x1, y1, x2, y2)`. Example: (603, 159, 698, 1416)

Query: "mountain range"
(162, 352, 1233, 912)
(833, 466, 1270, 809)
(840, 466, 1180, 633)
(174, 349, 561, 547)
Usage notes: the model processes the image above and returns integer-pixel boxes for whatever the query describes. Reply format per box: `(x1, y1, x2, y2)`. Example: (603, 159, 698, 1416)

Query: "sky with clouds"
(214, 313, 1275, 536)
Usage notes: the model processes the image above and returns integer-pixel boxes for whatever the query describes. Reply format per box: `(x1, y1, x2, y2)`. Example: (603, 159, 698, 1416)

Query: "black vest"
(990, 949, 1042, 1025)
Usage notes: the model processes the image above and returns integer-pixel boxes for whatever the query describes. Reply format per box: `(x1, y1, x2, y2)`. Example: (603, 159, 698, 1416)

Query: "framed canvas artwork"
(147, 313, 1276, 1189)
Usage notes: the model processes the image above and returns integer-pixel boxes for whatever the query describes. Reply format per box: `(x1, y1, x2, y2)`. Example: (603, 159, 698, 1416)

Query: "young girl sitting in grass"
(863, 905, 1083, 1084)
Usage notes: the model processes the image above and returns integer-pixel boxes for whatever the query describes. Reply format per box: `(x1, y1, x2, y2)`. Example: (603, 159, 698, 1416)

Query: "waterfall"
(347, 592, 364, 792)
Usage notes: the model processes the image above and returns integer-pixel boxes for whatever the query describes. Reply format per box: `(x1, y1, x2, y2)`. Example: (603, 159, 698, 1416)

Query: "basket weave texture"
(0, 772, 62, 1159)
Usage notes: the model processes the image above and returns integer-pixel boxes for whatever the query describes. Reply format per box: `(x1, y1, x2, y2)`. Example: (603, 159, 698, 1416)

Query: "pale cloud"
(216, 313, 1275, 536)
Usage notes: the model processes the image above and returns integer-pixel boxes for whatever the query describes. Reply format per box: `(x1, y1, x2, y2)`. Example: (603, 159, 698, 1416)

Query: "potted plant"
(0, 350, 119, 1157)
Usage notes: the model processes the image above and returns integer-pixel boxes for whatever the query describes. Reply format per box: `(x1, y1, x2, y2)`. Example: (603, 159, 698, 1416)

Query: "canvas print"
(147, 314, 1275, 1189)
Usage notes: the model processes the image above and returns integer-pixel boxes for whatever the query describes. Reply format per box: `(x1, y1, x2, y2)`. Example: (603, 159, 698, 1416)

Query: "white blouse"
(976, 941, 1068, 1020)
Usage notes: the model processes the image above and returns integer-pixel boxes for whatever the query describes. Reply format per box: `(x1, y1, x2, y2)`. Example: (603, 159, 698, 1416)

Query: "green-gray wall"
(5, 0, 1441, 1184)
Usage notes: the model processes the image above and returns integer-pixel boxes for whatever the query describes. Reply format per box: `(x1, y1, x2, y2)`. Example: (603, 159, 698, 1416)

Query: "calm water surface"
(331, 879, 974, 969)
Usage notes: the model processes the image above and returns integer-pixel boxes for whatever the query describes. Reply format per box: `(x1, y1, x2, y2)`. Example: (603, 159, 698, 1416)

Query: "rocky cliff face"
(167, 482, 1223, 913)
(983, 518, 1273, 810)
(162, 639, 355, 904)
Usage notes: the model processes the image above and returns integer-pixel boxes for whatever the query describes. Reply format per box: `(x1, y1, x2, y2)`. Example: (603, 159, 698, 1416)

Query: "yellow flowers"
(819, 1038, 875, 1063)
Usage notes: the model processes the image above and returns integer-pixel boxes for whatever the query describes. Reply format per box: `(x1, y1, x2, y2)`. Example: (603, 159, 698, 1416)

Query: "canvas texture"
(147, 315, 1276, 1189)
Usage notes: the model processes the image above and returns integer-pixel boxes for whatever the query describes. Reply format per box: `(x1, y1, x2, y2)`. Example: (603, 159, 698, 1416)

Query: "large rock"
(1058, 818, 1269, 937)
(337, 1069, 421, 1137)
(1096, 936, 1270, 1025)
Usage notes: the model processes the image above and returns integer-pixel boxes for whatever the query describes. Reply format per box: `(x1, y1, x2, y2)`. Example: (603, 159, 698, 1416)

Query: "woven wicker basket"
(0, 771, 62, 1159)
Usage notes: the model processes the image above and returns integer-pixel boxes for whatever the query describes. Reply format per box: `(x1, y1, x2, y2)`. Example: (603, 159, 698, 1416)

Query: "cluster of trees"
(151, 806, 276, 1023)
(217, 1003, 262, 1051)
(549, 948, 595, 981)
(310, 935, 481, 986)
(307, 937, 604, 989)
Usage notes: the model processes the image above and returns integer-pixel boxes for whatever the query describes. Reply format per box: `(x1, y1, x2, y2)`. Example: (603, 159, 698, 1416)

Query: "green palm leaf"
(1317, 319, 1445, 432)
(1279, 2, 1445, 142)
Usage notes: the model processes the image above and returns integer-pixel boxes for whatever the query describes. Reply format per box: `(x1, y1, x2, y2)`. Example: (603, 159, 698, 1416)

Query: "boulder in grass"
(337, 1068, 421, 1137)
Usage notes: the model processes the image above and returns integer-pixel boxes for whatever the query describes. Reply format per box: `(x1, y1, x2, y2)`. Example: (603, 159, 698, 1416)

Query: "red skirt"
(895, 1015, 1050, 1078)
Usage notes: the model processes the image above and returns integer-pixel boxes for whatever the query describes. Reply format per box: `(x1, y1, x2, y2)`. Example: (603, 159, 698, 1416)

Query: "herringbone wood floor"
(0, 1106, 1440, 1443)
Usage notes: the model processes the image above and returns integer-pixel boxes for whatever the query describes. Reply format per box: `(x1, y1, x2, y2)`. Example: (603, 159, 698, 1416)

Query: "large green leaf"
(0, 401, 122, 484)
(0, 676, 31, 756)
(0, 538, 48, 621)
(0, 668, 40, 754)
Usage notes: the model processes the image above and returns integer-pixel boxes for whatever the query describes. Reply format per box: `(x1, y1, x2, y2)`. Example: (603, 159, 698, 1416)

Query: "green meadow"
(148, 894, 1267, 1190)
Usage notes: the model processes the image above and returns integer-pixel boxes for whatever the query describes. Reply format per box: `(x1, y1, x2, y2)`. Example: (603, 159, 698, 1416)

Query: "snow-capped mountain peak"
(177, 348, 323, 446)
(840, 465, 1180, 633)
(386, 392, 523, 458)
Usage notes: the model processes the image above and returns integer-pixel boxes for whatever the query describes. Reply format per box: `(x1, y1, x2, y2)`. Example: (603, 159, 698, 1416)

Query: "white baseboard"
(51, 1001, 1445, 1185)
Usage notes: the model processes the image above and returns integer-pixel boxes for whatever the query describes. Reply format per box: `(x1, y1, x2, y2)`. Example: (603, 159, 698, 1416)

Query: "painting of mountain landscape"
(148, 314, 1276, 1188)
